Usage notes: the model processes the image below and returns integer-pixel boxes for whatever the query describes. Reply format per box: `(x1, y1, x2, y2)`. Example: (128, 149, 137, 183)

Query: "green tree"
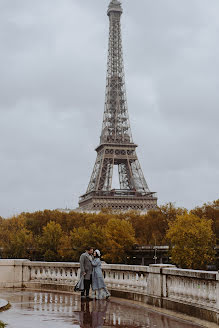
(166, 213, 216, 269)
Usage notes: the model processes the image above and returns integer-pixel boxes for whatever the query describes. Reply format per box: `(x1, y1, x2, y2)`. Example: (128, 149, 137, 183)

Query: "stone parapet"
(0, 259, 30, 287)
(0, 260, 218, 324)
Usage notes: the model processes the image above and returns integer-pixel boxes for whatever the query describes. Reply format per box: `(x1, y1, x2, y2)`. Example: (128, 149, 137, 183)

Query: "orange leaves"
(166, 213, 216, 269)
(0, 199, 218, 266)
(102, 218, 136, 263)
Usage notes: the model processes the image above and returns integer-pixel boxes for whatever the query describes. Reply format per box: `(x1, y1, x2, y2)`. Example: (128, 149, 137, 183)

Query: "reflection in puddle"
(0, 289, 202, 328)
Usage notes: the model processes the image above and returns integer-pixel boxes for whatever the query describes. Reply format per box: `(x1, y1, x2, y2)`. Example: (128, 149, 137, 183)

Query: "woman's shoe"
(106, 293, 110, 299)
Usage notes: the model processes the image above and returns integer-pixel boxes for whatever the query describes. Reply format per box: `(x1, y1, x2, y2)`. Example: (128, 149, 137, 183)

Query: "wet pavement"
(0, 289, 203, 328)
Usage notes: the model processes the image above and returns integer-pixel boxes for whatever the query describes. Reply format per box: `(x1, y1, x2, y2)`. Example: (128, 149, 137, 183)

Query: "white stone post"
(147, 264, 176, 298)
(0, 259, 30, 287)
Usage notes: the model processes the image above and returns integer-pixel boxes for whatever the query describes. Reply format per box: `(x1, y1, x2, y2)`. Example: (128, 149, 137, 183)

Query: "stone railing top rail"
(163, 267, 218, 280)
(21, 261, 219, 279)
(25, 261, 149, 272)
(25, 261, 80, 268)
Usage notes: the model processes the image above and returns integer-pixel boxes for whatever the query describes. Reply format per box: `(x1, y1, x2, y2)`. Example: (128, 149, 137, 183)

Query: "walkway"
(0, 289, 203, 328)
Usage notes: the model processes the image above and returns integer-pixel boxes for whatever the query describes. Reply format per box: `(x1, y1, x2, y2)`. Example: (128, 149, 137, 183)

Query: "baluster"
(56, 268, 62, 282)
(167, 277, 174, 298)
(65, 268, 72, 283)
(47, 267, 53, 280)
(185, 279, 193, 302)
(111, 271, 115, 289)
(36, 267, 42, 280)
(195, 282, 201, 302)
(208, 282, 216, 306)
(104, 270, 109, 286)
(72, 268, 78, 283)
(140, 273, 147, 293)
(115, 271, 119, 288)
(107, 270, 113, 289)
(178, 278, 183, 300)
(51, 267, 57, 281)
(192, 280, 199, 302)
(180, 280, 186, 301)
(132, 272, 137, 291)
(120, 271, 126, 290)
(31, 267, 37, 280)
(41, 267, 46, 280)
(172, 277, 178, 299)
(200, 281, 205, 305)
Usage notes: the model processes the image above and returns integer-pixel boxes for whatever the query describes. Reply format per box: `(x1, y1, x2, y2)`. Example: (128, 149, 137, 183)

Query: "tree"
(159, 203, 186, 223)
(6, 228, 33, 259)
(102, 218, 136, 263)
(70, 224, 105, 261)
(191, 199, 219, 244)
(39, 221, 63, 261)
(166, 213, 216, 269)
(58, 233, 75, 262)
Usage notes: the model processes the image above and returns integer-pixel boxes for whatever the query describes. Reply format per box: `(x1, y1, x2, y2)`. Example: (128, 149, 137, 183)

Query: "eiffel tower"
(78, 0, 157, 212)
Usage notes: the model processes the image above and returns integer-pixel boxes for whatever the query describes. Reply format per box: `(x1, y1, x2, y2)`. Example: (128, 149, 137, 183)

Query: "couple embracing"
(80, 246, 110, 300)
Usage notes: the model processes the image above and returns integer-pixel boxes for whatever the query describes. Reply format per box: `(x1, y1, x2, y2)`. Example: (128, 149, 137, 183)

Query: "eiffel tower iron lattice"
(78, 0, 157, 212)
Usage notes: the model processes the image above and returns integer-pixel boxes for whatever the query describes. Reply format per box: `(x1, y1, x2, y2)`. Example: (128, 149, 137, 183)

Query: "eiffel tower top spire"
(100, 0, 132, 145)
(108, 0, 122, 15)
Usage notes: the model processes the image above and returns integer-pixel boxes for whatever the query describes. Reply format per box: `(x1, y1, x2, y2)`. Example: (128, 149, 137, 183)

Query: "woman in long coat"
(91, 250, 110, 300)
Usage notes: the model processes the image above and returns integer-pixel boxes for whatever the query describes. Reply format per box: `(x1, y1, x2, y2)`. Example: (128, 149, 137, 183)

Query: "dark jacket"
(80, 252, 93, 280)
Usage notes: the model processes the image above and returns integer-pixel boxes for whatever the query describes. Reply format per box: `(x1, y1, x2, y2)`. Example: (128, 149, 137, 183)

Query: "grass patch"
(0, 303, 11, 327)
(0, 303, 11, 313)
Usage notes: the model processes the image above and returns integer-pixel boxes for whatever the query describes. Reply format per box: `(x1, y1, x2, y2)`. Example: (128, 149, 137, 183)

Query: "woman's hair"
(95, 253, 100, 258)
(95, 249, 101, 258)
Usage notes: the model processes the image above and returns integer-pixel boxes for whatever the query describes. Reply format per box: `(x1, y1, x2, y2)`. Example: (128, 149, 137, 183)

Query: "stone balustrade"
(0, 259, 218, 324)
(164, 268, 218, 310)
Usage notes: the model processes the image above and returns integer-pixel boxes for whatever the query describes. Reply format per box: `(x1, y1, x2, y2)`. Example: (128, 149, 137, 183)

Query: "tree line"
(0, 200, 218, 270)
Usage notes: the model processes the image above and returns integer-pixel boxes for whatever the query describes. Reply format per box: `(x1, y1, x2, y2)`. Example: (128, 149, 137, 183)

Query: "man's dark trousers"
(81, 275, 92, 297)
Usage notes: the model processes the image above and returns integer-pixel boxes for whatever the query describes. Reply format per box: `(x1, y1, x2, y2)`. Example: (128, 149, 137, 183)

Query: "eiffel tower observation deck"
(78, 0, 157, 212)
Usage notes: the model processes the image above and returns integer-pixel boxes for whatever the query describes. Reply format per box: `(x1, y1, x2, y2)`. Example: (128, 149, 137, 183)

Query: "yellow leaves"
(102, 218, 136, 263)
(37, 221, 64, 260)
(5, 228, 33, 259)
(166, 213, 216, 269)
(70, 223, 105, 261)
(0, 199, 218, 265)
(70, 218, 136, 263)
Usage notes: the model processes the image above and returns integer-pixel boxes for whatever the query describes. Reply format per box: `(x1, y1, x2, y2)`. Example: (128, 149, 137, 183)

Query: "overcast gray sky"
(0, 0, 218, 218)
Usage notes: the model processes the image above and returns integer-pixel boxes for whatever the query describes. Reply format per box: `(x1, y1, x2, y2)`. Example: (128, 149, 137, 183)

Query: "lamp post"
(153, 236, 158, 264)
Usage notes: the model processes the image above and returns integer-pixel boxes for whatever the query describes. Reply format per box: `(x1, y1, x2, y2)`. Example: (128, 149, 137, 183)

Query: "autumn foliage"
(166, 213, 216, 269)
(0, 200, 218, 269)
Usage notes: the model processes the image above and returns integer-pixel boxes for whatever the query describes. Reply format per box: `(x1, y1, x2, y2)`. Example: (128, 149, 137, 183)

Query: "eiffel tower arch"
(78, 0, 157, 212)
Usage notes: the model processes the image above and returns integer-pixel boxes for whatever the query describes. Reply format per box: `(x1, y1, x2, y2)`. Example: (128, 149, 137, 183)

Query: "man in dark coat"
(80, 246, 93, 300)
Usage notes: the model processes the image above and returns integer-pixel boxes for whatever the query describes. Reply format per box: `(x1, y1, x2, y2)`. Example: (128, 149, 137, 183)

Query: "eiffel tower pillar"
(78, 0, 157, 212)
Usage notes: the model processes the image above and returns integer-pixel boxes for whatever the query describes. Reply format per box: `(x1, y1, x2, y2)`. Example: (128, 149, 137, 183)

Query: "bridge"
(0, 260, 218, 327)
